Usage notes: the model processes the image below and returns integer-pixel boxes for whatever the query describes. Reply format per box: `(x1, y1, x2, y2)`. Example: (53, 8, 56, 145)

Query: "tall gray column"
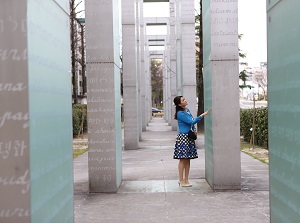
(0, 0, 73, 221)
(145, 46, 152, 124)
(136, 0, 142, 139)
(180, 0, 197, 116)
(86, 0, 122, 192)
(122, 0, 139, 150)
(267, 0, 300, 221)
(139, 2, 147, 131)
(163, 51, 169, 122)
(169, 0, 177, 130)
(165, 41, 171, 124)
(203, 1, 241, 189)
(175, 0, 182, 95)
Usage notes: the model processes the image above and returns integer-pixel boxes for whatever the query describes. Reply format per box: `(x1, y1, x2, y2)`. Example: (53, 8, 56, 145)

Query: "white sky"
(238, 0, 267, 67)
(76, 0, 267, 67)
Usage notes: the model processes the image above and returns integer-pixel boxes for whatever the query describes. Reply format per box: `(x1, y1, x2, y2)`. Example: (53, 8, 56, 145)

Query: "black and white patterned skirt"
(173, 133, 198, 159)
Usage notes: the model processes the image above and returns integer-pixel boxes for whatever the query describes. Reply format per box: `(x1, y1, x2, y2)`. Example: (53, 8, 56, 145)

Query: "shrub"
(72, 104, 87, 137)
(240, 107, 268, 148)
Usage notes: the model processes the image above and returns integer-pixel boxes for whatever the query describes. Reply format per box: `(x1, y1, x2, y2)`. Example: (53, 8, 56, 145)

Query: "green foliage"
(238, 34, 246, 59)
(73, 148, 88, 159)
(239, 70, 248, 83)
(72, 104, 87, 137)
(240, 107, 268, 148)
(151, 59, 163, 107)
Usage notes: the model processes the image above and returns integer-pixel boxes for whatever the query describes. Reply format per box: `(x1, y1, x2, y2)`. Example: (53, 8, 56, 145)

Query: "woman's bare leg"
(184, 159, 191, 184)
(178, 159, 185, 184)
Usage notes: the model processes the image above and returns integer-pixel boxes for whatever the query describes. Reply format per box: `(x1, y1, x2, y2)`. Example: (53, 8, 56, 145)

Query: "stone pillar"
(139, 2, 147, 131)
(267, 0, 300, 221)
(0, 0, 73, 221)
(180, 0, 197, 116)
(122, 0, 139, 150)
(136, 0, 142, 139)
(165, 40, 171, 123)
(203, 1, 241, 189)
(169, 0, 177, 130)
(145, 46, 152, 124)
(175, 0, 182, 95)
(163, 51, 169, 122)
(86, 0, 122, 192)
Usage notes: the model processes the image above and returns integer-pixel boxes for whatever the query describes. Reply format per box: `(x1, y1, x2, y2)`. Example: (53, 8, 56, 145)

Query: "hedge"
(240, 107, 268, 148)
(72, 105, 268, 148)
(72, 104, 87, 137)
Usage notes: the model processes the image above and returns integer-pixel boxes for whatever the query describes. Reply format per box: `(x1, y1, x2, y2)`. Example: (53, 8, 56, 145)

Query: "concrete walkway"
(74, 118, 270, 223)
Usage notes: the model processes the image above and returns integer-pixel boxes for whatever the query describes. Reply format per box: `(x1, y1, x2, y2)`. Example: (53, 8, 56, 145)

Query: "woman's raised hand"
(200, 109, 210, 117)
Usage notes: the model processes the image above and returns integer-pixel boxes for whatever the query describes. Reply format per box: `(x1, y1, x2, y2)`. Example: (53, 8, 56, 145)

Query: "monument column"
(175, 0, 182, 95)
(203, 0, 241, 189)
(122, 0, 139, 150)
(169, 0, 177, 130)
(85, 0, 122, 192)
(136, 0, 142, 139)
(145, 46, 152, 123)
(163, 50, 169, 122)
(180, 0, 197, 116)
(139, 1, 147, 131)
(0, 0, 73, 221)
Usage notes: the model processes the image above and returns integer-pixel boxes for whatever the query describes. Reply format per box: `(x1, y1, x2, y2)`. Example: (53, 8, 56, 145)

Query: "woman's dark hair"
(173, 96, 184, 120)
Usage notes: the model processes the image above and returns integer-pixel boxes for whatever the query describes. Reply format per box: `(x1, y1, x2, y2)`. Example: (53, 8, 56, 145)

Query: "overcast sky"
(76, 0, 267, 67)
(238, 0, 267, 67)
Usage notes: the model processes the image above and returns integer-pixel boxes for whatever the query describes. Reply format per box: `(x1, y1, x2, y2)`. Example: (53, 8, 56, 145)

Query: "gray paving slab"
(74, 117, 270, 223)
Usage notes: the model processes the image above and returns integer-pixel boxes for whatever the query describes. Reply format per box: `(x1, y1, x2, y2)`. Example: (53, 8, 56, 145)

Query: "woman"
(173, 96, 209, 187)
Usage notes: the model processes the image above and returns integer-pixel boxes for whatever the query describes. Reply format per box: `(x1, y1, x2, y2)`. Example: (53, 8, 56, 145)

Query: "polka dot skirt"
(173, 133, 198, 159)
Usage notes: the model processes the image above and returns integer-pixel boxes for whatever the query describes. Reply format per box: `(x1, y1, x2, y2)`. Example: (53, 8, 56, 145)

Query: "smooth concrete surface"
(74, 118, 270, 223)
(122, 0, 139, 150)
(203, 0, 241, 190)
(85, 0, 122, 192)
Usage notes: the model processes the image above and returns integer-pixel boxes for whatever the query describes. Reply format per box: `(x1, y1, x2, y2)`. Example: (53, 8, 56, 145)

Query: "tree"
(254, 69, 267, 100)
(238, 35, 250, 97)
(151, 59, 163, 108)
(70, 0, 85, 104)
(76, 19, 86, 95)
(195, 0, 204, 132)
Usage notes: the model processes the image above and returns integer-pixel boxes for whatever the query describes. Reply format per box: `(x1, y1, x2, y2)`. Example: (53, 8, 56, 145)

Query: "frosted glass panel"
(27, 0, 73, 222)
(267, 0, 300, 222)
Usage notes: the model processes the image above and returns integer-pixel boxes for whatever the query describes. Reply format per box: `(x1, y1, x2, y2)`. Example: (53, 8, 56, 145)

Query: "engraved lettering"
(88, 139, 116, 144)
(0, 49, 27, 61)
(0, 208, 30, 218)
(0, 170, 30, 194)
(103, 175, 111, 181)
(89, 156, 116, 164)
(87, 108, 114, 113)
(90, 166, 116, 172)
(0, 83, 27, 92)
(0, 141, 10, 159)
(87, 97, 113, 103)
(9, 16, 18, 31)
(0, 112, 29, 129)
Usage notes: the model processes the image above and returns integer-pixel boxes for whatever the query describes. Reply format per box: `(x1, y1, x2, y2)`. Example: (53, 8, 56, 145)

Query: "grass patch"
(240, 140, 269, 165)
(73, 148, 88, 159)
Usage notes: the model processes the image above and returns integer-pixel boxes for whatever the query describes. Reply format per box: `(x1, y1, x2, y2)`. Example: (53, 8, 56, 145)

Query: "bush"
(72, 104, 87, 137)
(240, 107, 268, 148)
